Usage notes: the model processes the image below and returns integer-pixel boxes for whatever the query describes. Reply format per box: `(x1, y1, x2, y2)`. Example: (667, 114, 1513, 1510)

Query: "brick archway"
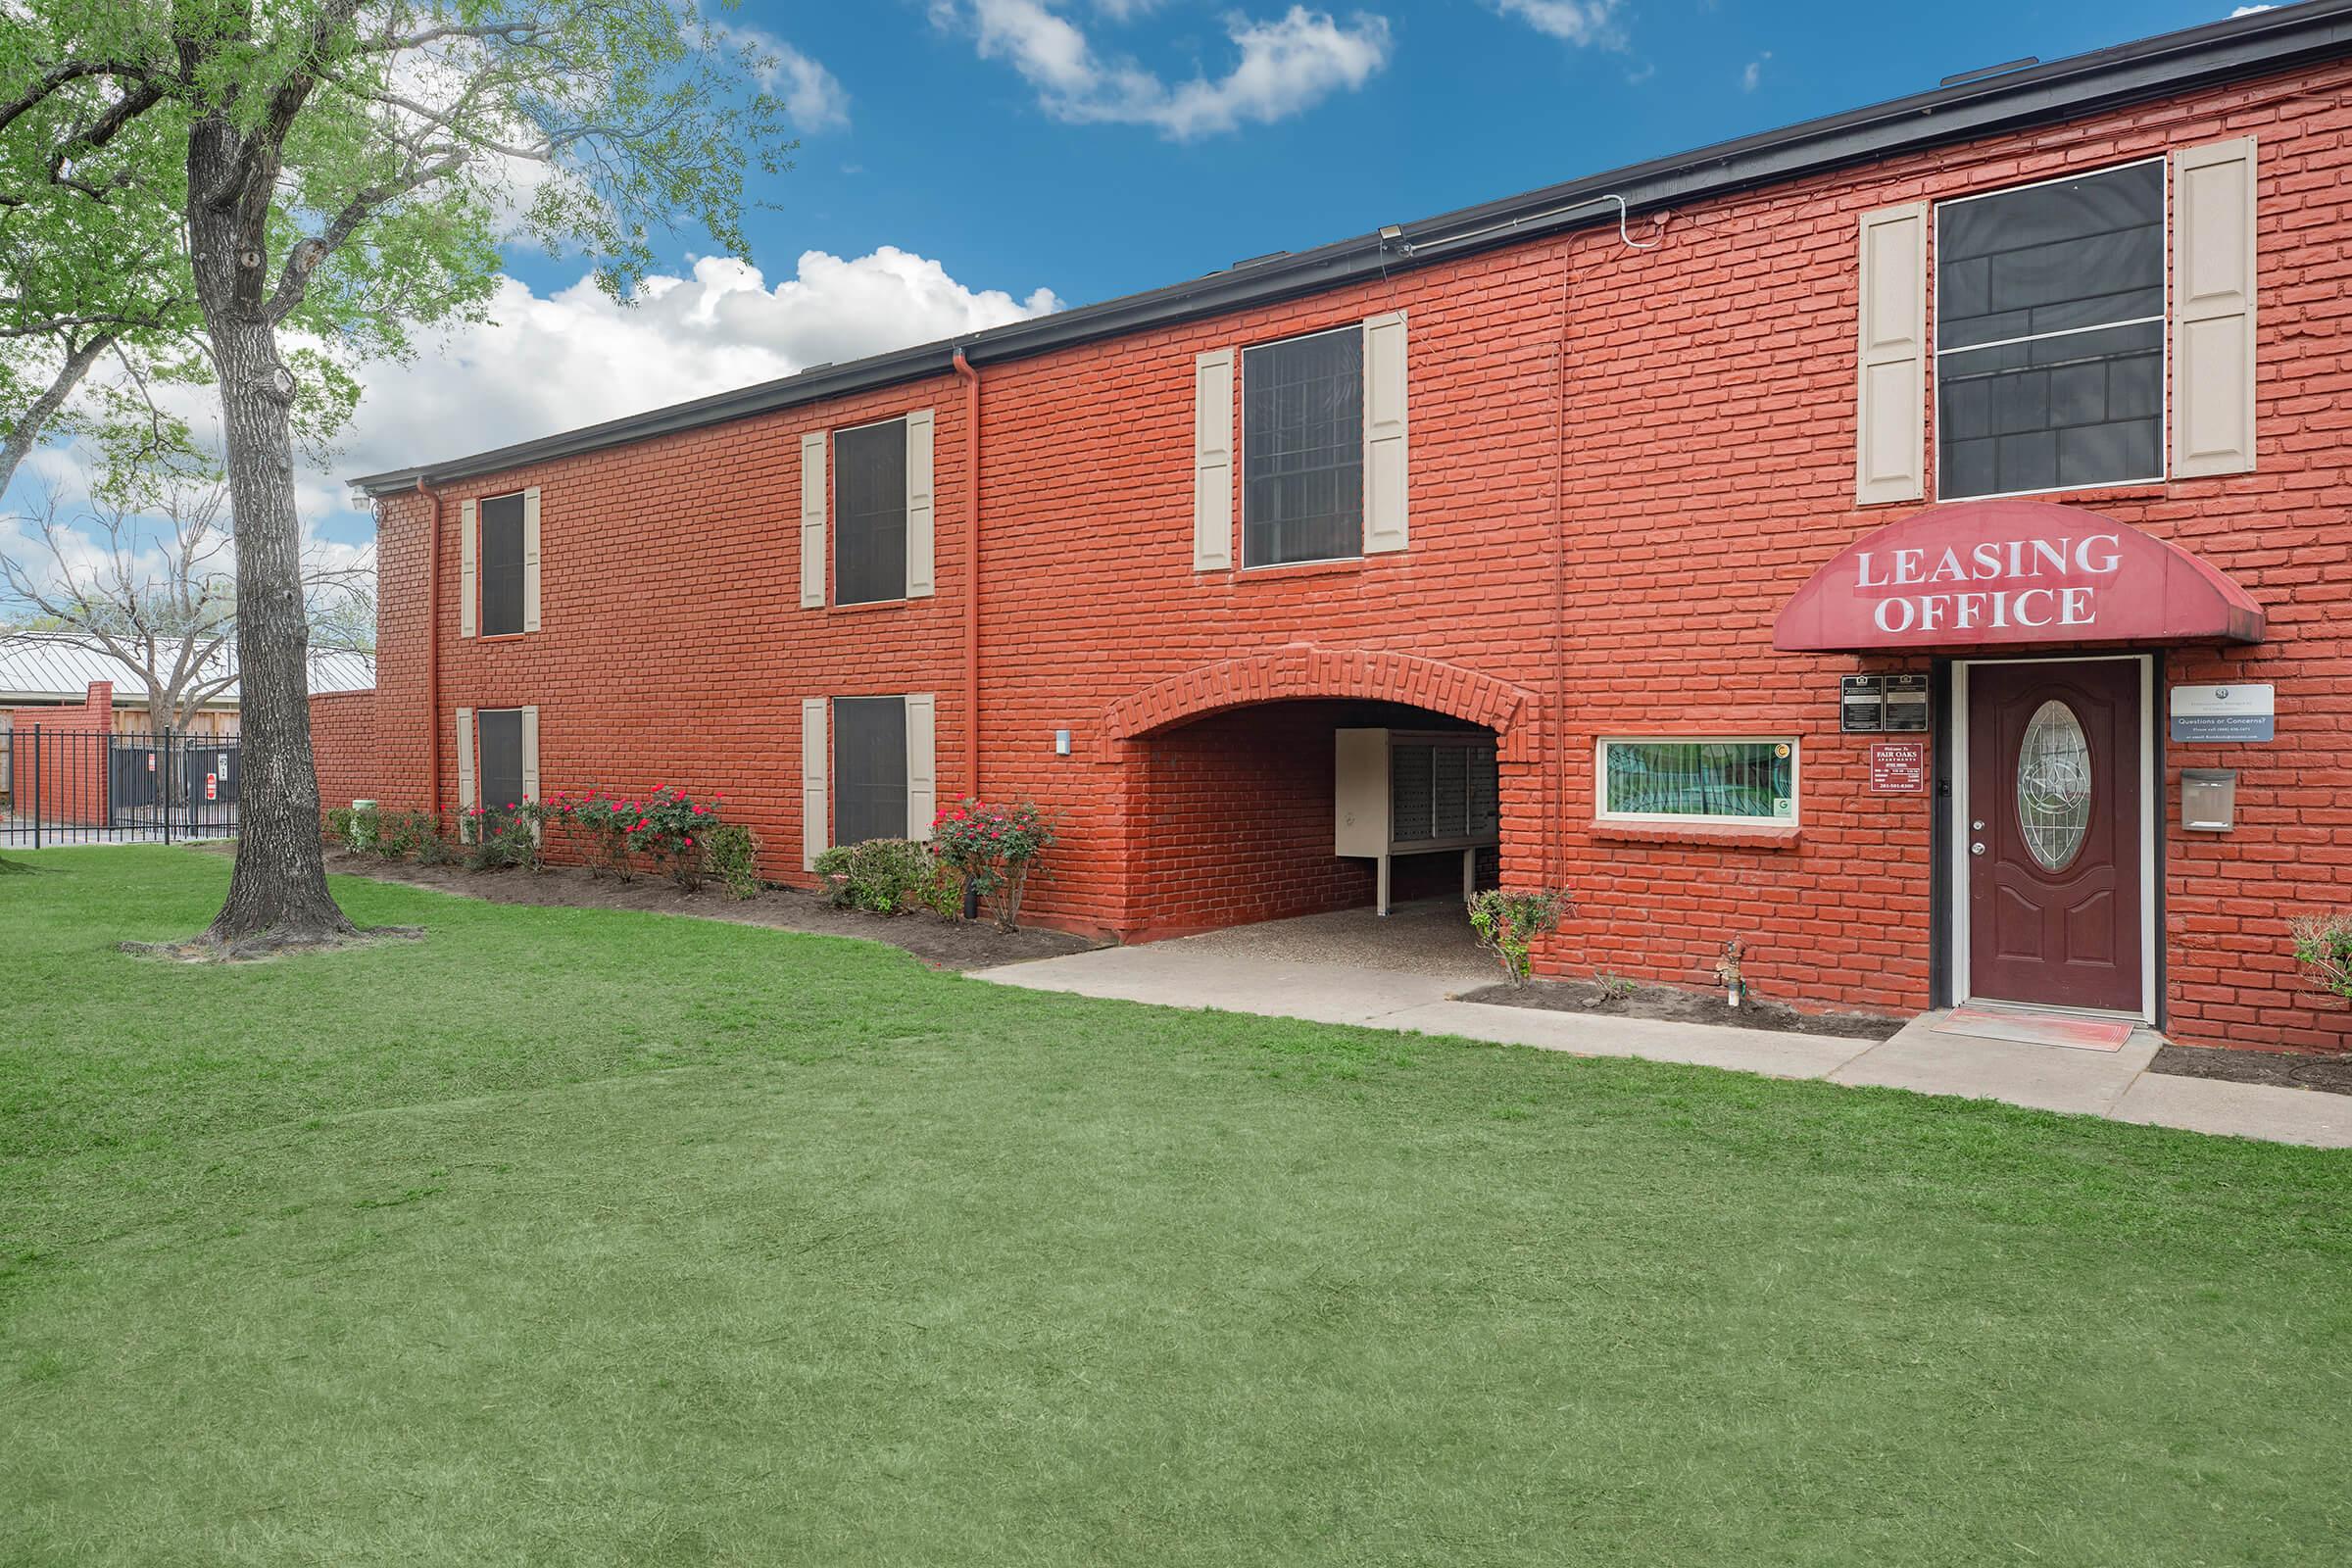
(1102, 645, 1538, 759)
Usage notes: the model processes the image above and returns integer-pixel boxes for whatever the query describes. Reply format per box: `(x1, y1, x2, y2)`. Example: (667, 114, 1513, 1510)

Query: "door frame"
(1947, 653, 2158, 1022)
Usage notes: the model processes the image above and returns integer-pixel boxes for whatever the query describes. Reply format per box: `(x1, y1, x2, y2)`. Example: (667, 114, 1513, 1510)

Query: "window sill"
(475, 632, 531, 644)
(830, 596, 912, 614)
(1591, 819, 1802, 851)
(1221, 555, 1367, 583)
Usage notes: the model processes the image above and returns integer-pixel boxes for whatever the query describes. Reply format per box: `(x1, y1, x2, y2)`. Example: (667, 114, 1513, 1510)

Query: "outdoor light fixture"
(1054, 728, 1072, 757)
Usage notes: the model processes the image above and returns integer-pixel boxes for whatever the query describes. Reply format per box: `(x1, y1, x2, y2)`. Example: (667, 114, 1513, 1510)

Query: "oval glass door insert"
(2016, 699, 2092, 871)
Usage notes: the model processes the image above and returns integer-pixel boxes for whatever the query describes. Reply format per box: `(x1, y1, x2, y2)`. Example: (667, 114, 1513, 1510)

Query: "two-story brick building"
(353, 4, 2352, 1052)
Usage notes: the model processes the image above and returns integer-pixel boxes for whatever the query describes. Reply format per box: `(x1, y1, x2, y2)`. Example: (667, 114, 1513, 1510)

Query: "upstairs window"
(1935, 160, 2165, 500)
(478, 492, 526, 635)
(835, 417, 907, 606)
(833, 695, 908, 845)
(1243, 326, 1363, 567)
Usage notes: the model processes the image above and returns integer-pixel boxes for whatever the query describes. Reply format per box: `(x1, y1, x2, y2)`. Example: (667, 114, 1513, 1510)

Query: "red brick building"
(353, 6, 2352, 1052)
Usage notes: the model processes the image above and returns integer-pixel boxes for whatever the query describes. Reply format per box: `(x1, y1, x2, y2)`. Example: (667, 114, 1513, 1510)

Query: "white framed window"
(1242, 323, 1364, 567)
(1596, 737, 1799, 826)
(1933, 158, 2167, 501)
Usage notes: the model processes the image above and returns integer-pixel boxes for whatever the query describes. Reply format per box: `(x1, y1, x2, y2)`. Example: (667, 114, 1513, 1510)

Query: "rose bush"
(930, 798, 1055, 932)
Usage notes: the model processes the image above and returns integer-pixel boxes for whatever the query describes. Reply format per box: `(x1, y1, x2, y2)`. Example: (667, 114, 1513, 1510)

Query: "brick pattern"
(357, 60, 2352, 1050)
(309, 690, 380, 811)
(5, 682, 113, 825)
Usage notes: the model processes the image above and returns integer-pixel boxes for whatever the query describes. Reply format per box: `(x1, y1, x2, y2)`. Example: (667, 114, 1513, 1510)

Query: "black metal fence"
(1, 726, 243, 847)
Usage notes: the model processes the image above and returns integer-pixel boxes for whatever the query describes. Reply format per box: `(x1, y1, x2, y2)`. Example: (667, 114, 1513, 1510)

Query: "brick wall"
(309, 690, 380, 811)
(363, 56, 2352, 1050)
(5, 682, 113, 825)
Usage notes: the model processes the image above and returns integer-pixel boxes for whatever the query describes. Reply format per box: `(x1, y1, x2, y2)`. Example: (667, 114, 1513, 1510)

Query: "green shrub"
(930, 799, 1056, 931)
(703, 822, 761, 900)
(414, 814, 457, 866)
(1467, 887, 1575, 988)
(373, 809, 431, 860)
(2290, 912, 2352, 1003)
(462, 808, 541, 872)
(814, 838, 938, 915)
(323, 807, 357, 850)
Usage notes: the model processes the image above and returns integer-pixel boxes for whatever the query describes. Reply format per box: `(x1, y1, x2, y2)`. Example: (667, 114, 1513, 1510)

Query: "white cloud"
(937, 1, 1393, 139)
(1741, 51, 1770, 92)
(769, 41, 852, 130)
(328, 247, 1062, 492)
(1490, 0, 1624, 47)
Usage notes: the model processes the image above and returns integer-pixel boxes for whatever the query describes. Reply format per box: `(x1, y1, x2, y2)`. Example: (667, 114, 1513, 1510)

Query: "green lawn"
(2, 849, 2348, 1565)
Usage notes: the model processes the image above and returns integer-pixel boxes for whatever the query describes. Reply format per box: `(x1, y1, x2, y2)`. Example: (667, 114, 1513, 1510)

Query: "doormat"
(1933, 1004, 2134, 1053)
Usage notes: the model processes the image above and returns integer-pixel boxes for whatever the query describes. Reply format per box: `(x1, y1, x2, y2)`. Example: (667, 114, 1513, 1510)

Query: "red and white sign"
(1775, 500, 2266, 652)
(205, 773, 218, 802)
(1870, 740, 1928, 795)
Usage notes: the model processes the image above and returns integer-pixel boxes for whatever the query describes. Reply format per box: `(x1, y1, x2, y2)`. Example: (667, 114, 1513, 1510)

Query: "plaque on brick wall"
(1883, 673, 1930, 732)
(1870, 740, 1929, 794)
(1839, 674, 1884, 733)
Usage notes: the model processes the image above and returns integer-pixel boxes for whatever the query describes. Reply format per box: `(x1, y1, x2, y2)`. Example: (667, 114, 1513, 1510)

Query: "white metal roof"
(0, 633, 374, 705)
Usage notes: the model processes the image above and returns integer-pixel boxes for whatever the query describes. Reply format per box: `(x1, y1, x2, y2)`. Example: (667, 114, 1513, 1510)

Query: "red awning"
(1774, 500, 2266, 653)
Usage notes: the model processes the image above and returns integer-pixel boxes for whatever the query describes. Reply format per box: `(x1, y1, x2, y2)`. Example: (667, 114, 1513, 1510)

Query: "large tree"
(0, 1, 790, 951)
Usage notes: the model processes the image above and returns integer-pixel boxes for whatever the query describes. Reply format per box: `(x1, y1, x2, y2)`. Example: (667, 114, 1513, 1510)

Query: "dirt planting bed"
(2148, 1043, 2352, 1098)
(1459, 977, 1907, 1041)
(280, 847, 1102, 971)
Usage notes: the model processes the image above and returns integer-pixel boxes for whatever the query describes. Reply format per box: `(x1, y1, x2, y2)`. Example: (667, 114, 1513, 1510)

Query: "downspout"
(412, 476, 445, 820)
(953, 348, 982, 800)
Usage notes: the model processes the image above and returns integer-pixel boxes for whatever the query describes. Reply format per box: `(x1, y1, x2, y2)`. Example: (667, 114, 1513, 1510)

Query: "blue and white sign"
(2170, 683, 2275, 743)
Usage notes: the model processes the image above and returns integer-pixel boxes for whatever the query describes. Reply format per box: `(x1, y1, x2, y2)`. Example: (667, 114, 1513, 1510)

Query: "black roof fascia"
(354, 0, 2352, 495)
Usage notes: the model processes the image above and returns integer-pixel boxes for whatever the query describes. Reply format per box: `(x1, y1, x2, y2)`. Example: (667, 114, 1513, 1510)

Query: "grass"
(2, 847, 2348, 1566)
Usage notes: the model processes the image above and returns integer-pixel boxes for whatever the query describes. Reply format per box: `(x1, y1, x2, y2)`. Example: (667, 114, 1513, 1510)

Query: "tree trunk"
(185, 120, 353, 948)
(0, 332, 113, 496)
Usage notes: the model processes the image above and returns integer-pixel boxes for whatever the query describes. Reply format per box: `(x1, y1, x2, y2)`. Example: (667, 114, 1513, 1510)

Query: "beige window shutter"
(905, 693, 938, 841)
(1194, 348, 1235, 570)
(1854, 201, 1928, 505)
(520, 705, 541, 803)
(2174, 137, 2258, 478)
(521, 487, 543, 632)
(800, 431, 827, 609)
(1362, 311, 1408, 553)
(455, 707, 476, 836)
(905, 410, 936, 598)
(801, 697, 828, 869)
(459, 500, 478, 637)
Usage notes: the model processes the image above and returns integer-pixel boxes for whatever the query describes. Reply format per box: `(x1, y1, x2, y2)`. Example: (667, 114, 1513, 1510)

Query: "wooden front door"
(1967, 660, 2143, 1012)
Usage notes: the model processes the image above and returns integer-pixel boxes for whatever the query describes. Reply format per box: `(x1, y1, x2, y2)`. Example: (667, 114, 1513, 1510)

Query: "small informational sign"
(205, 772, 218, 802)
(1883, 672, 1930, 732)
(1870, 740, 1929, 794)
(1839, 674, 1884, 733)
(145, 754, 155, 772)
(2170, 683, 2274, 743)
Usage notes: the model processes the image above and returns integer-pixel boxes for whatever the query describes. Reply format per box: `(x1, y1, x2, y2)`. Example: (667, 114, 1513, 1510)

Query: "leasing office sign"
(1774, 499, 2267, 653)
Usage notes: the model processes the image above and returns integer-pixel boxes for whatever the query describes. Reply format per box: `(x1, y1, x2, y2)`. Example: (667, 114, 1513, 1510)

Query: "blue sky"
(538, 1, 2255, 314)
(2, 2, 2276, 571)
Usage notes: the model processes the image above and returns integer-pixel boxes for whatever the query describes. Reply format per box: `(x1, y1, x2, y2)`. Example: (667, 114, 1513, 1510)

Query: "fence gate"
(1, 727, 243, 848)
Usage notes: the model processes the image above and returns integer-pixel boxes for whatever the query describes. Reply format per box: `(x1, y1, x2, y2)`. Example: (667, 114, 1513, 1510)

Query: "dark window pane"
(835, 421, 906, 606)
(833, 696, 906, 845)
(479, 493, 525, 636)
(1937, 161, 2164, 350)
(1937, 319, 2162, 498)
(478, 710, 525, 821)
(1243, 328, 1362, 566)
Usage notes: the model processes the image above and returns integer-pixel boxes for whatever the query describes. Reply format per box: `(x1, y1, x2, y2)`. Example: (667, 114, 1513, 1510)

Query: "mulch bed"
(1457, 977, 1907, 1041)
(295, 847, 1102, 971)
(2148, 1044, 2352, 1098)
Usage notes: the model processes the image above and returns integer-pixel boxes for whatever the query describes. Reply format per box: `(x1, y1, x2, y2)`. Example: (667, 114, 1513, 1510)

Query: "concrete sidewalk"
(970, 944, 2352, 1149)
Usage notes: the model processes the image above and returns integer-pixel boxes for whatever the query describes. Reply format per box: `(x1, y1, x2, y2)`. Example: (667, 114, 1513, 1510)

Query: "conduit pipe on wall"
(412, 476, 445, 817)
(954, 347, 982, 798)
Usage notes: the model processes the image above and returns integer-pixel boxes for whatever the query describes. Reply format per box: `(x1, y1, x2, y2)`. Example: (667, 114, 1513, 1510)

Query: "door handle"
(1971, 842, 1987, 857)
